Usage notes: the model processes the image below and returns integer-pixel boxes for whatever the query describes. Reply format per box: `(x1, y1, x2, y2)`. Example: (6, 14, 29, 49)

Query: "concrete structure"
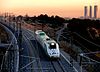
(94, 5, 98, 18)
(89, 6, 92, 18)
(84, 6, 88, 18)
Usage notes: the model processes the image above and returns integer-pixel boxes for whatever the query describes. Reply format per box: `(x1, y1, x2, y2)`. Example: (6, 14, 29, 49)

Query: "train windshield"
(39, 32, 45, 36)
(49, 43, 56, 49)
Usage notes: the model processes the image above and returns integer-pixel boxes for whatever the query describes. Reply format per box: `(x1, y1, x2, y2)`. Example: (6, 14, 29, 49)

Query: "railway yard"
(0, 18, 79, 72)
(0, 16, 100, 72)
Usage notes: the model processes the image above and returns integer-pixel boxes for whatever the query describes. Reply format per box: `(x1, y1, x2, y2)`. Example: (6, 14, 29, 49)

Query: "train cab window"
(46, 38, 51, 41)
(49, 43, 56, 49)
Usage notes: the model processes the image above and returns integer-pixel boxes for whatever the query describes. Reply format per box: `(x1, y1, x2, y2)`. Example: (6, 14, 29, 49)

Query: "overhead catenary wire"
(80, 53, 100, 63)
(74, 32, 100, 48)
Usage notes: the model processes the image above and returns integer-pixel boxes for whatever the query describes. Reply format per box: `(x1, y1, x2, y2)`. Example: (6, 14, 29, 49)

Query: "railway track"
(25, 30, 55, 72)
(51, 59, 67, 72)
(0, 20, 79, 72)
(19, 28, 78, 72)
(24, 29, 78, 72)
(22, 30, 42, 72)
(19, 31, 32, 72)
(72, 32, 100, 61)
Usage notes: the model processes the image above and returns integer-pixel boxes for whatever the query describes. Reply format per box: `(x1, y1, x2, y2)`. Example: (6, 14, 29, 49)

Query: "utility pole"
(79, 54, 83, 72)
(69, 32, 74, 67)
(18, 17, 22, 51)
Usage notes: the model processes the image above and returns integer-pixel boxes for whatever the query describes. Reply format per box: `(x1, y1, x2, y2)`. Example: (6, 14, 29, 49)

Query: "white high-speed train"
(35, 30, 60, 58)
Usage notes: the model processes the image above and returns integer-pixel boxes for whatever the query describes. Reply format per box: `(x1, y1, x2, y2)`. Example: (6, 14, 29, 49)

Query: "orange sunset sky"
(0, 0, 100, 18)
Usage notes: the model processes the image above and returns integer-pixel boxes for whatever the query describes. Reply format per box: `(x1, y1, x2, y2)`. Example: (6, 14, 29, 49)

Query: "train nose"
(50, 52, 59, 57)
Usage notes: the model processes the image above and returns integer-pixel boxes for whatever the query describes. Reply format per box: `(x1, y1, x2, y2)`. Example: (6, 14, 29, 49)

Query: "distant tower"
(84, 6, 88, 18)
(94, 5, 98, 18)
(89, 6, 92, 18)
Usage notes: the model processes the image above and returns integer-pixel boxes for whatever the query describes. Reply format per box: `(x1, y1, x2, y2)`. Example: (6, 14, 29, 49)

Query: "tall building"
(89, 6, 92, 18)
(94, 5, 98, 18)
(84, 6, 88, 18)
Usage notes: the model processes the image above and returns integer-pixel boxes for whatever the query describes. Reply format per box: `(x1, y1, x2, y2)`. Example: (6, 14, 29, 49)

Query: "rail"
(51, 59, 67, 72)
(20, 30, 42, 72)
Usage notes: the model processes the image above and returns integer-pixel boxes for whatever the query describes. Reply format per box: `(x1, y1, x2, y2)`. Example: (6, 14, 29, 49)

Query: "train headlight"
(51, 43, 55, 45)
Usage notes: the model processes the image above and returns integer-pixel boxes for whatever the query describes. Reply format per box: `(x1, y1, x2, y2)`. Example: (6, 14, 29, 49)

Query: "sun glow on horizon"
(0, 0, 100, 18)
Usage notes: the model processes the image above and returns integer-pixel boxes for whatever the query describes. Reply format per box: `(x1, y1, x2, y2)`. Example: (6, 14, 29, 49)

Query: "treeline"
(21, 14, 100, 31)
(67, 18, 100, 32)
(67, 18, 100, 39)
(67, 18, 100, 51)
(23, 14, 65, 28)
(16, 14, 100, 44)
(16, 14, 100, 37)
